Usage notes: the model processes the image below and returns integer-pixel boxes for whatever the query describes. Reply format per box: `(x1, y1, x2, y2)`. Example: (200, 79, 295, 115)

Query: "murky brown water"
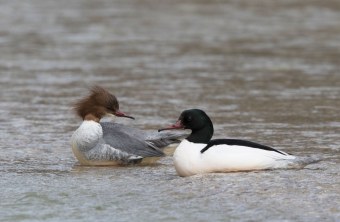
(1, 0, 339, 221)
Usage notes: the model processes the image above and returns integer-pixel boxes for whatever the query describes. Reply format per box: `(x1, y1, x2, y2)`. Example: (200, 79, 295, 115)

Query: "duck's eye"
(185, 115, 192, 122)
(106, 106, 114, 111)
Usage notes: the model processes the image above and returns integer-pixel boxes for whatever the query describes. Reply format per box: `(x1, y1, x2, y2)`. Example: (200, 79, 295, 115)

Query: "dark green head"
(159, 109, 214, 144)
(179, 109, 212, 130)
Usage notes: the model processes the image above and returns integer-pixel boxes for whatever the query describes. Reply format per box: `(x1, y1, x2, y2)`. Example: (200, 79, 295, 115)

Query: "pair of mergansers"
(71, 86, 314, 177)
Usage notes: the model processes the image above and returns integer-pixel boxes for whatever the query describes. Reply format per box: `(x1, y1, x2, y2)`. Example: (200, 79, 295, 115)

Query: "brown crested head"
(74, 86, 120, 121)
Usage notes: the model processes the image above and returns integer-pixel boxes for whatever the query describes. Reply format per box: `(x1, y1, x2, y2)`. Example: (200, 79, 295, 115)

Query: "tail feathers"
(146, 137, 181, 149)
(146, 131, 188, 149)
(286, 155, 323, 169)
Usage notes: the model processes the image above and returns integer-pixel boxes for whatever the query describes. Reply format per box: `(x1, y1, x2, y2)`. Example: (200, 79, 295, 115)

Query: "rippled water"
(1, 0, 339, 221)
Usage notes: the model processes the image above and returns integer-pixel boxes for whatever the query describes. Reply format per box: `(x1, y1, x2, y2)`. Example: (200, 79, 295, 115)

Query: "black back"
(200, 139, 287, 155)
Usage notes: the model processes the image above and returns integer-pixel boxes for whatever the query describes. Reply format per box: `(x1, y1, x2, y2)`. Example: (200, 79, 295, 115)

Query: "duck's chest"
(71, 121, 103, 152)
(173, 140, 206, 176)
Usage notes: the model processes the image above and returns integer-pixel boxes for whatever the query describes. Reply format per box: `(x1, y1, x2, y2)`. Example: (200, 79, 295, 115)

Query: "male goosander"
(71, 86, 186, 166)
(159, 109, 308, 177)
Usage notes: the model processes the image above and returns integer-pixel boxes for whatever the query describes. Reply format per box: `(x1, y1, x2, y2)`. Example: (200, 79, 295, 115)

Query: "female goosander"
(159, 109, 308, 177)
(71, 86, 186, 166)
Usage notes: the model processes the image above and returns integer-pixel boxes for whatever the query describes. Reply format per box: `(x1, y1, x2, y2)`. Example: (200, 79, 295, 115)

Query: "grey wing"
(100, 122, 165, 157)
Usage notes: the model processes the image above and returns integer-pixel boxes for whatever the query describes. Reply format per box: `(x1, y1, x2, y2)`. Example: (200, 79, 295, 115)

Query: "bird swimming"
(159, 109, 315, 177)
(71, 86, 186, 166)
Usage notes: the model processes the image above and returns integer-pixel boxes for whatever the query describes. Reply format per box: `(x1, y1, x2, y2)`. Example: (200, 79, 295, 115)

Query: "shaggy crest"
(74, 86, 119, 120)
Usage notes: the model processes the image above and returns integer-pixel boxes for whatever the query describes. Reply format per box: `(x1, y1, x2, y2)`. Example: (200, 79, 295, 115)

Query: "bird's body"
(159, 109, 313, 177)
(173, 139, 296, 177)
(71, 86, 185, 166)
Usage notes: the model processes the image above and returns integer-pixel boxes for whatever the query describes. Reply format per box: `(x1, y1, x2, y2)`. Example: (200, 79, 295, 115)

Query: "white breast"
(173, 140, 206, 177)
(71, 121, 103, 164)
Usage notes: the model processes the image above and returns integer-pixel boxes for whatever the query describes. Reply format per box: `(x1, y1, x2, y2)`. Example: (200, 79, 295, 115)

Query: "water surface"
(0, 0, 339, 221)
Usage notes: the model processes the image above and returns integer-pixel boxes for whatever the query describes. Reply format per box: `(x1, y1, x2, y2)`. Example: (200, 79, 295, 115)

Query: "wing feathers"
(100, 122, 165, 157)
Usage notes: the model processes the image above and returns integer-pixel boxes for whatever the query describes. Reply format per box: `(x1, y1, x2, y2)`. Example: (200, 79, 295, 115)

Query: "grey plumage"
(100, 122, 187, 158)
(86, 141, 143, 164)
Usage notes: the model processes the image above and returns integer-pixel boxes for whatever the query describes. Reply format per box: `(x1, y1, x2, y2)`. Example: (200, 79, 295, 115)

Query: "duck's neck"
(187, 123, 214, 144)
(84, 113, 100, 122)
